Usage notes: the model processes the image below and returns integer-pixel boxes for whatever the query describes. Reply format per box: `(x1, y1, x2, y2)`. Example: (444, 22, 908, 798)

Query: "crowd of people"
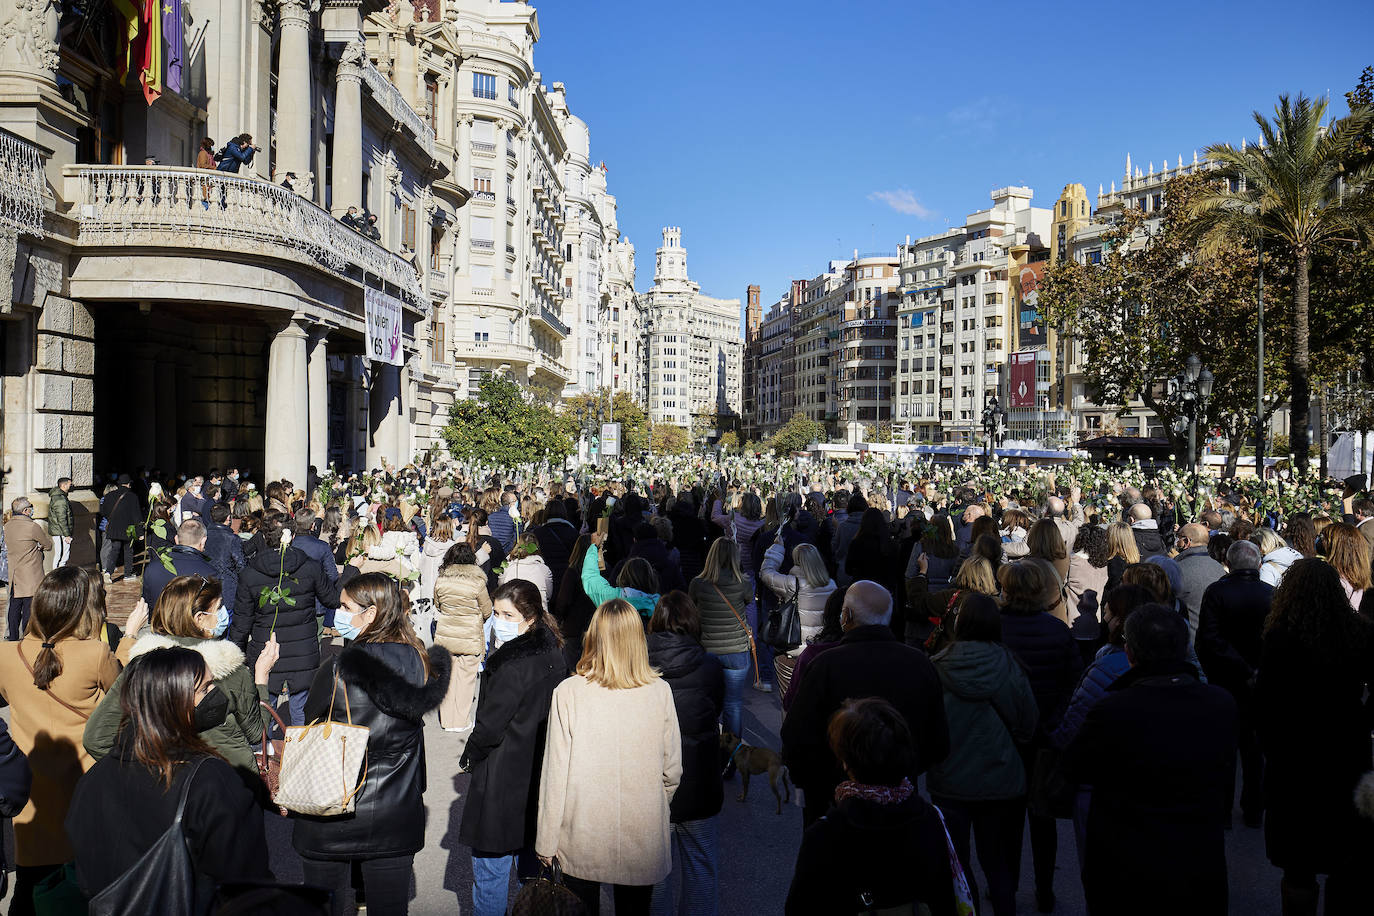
(0, 454, 1370, 915)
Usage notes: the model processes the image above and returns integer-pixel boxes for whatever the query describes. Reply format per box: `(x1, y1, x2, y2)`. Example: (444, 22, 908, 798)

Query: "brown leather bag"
(257, 701, 289, 816)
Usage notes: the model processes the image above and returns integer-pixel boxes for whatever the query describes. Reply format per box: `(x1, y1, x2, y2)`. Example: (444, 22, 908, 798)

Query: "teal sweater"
(581, 545, 660, 616)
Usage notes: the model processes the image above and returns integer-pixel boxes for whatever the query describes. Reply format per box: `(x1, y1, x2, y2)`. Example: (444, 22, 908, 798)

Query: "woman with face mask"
(292, 573, 451, 916)
(66, 646, 273, 906)
(83, 575, 280, 780)
(459, 579, 567, 916)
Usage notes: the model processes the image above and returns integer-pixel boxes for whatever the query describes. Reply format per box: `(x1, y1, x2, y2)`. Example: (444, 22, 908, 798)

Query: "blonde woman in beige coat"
(537, 598, 682, 915)
(433, 542, 493, 730)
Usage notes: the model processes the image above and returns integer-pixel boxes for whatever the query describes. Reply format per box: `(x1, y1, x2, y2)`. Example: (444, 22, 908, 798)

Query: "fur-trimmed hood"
(484, 622, 560, 676)
(437, 562, 488, 585)
(128, 632, 246, 680)
(336, 642, 452, 723)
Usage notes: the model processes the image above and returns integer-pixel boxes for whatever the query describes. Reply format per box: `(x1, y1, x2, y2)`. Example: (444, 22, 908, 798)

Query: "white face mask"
(491, 616, 523, 645)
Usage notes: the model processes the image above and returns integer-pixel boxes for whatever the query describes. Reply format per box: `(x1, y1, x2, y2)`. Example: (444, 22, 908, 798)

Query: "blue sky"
(531, 0, 1372, 311)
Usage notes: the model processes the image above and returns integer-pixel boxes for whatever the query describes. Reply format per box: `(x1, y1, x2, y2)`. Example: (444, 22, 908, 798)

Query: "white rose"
(280, 530, 293, 548)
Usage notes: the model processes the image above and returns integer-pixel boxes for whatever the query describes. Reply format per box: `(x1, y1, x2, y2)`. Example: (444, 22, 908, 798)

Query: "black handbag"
(88, 757, 208, 916)
(762, 580, 802, 652)
(509, 858, 582, 915)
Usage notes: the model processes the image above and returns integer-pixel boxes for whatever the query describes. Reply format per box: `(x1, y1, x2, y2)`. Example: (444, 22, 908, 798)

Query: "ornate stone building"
(641, 227, 742, 433)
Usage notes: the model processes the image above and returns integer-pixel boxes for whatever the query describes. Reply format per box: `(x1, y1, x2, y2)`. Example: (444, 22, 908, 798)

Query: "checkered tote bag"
(273, 674, 369, 817)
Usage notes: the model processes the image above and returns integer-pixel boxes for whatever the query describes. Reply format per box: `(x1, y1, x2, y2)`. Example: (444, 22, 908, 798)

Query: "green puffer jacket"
(688, 575, 754, 657)
(927, 640, 1038, 801)
(83, 633, 269, 774)
(46, 485, 73, 538)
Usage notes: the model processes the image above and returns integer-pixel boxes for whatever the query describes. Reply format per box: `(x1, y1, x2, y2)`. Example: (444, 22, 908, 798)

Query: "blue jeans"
(472, 848, 536, 916)
(716, 651, 750, 738)
(268, 687, 310, 739)
(650, 817, 719, 916)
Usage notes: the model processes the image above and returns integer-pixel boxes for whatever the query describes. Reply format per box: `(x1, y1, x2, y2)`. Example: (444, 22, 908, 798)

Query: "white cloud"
(868, 189, 934, 219)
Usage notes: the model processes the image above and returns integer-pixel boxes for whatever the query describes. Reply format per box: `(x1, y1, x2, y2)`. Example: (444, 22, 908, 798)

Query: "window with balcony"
(425, 76, 439, 126)
(402, 206, 416, 250)
(473, 72, 497, 100)
(430, 226, 443, 270)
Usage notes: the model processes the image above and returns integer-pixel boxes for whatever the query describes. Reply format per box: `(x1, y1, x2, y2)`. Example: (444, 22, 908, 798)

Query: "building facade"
(641, 227, 742, 431)
(1, 0, 470, 526)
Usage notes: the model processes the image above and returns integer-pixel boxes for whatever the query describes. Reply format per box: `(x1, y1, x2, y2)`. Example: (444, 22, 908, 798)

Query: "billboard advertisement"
(1009, 351, 1037, 408)
(1017, 261, 1047, 347)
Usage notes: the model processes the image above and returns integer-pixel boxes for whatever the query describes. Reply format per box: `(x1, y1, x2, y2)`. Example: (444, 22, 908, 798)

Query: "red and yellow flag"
(139, 0, 163, 105)
(112, 0, 140, 83)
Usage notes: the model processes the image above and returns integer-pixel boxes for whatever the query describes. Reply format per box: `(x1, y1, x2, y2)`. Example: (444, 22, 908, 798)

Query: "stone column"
(331, 42, 364, 217)
(264, 319, 309, 486)
(273, 0, 312, 183)
(367, 362, 402, 470)
(307, 328, 329, 471)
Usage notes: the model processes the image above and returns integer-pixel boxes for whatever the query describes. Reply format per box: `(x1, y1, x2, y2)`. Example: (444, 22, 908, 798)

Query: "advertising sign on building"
(1009, 351, 1037, 408)
(1017, 261, 1047, 347)
(365, 288, 404, 367)
(600, 422, 621, 457)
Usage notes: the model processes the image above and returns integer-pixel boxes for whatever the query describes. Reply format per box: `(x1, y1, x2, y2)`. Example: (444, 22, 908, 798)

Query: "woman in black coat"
(229, 516, 341, 728)
(552, 535, 596, 671)
(292, 574, 451, 916)
(66, 647, 271, 908)
(646, 592, 725, 914)
(1256, 559, 1374, 915)
(459, 579, 567, 916)
(670, 494, 709, 583)
(996, 560, 1083, 913)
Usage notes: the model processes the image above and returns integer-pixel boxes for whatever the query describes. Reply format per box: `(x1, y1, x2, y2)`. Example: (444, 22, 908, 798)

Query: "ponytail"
(27, 567, 91, 690)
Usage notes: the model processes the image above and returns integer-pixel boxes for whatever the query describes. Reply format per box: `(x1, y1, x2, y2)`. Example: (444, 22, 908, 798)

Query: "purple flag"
(162, 0, 183, 94)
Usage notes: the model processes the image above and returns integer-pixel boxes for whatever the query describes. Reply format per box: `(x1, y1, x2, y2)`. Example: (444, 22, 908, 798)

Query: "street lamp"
(981, 396, 1007, 467)
(1168, 353, 1214, 508)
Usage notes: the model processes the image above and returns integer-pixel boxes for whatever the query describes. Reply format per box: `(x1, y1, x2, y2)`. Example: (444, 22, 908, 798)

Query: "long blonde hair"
(576, 599, 659, 689)
(792, 543, 830, 588)
(1106, 521, 1140, 564)
(697, 537, 743, 585)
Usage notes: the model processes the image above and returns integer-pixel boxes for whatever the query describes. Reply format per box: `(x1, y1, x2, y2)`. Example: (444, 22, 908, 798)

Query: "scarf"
(834, 777, 914, 806)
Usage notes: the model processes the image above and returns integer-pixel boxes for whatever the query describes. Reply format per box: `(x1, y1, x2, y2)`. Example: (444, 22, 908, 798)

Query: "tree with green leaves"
(563, 388, 650, 456)
(719, 431, 740, 453)
(1186, 93, 1374, 476)
(691, 411, 719, 446)
(864, 422, 894, 444)
(766, 412, 827, 456)
(650, 423, 690, 454)
(1039, 172, 1289, 476)
(442, 375, 574, 468)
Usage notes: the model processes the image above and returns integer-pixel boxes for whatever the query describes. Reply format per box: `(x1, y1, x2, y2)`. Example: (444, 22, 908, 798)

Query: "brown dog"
(720, 732, 791, 814)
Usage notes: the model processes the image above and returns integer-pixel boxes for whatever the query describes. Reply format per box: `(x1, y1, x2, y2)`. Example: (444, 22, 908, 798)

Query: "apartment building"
(641, 228, 742, 430)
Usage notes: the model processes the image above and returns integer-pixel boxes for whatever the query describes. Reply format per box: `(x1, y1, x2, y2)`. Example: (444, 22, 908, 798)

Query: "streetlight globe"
(1198, 368, 1214, 398)
(1185, 353, 1202, 383)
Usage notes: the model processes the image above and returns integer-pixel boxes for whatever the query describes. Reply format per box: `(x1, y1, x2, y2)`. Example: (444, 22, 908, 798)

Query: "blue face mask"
(210, 604, 230, 638)
(491, 616, 523, 645)
(334, 607, 363, 641)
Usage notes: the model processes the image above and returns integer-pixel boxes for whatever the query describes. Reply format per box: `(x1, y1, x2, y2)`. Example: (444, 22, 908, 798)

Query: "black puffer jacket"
(647, 631, 724, 823)
(610, 539, 688, 595)
(231, 546, 341, 694)
(532, 520, 580, 597)
(292, 642, 451, 860)
(459, 624, 567, 854)
(1000, 602, 1082, 736)
(671, 506, 709, 582)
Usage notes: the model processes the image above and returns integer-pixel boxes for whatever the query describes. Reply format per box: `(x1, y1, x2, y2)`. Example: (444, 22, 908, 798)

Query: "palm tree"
(1188, 94, 1374, 476)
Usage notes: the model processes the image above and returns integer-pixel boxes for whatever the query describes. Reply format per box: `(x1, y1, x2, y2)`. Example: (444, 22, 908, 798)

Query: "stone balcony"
(463, 339, 532, 367)
(362, 63, 437, 160)
(0, 128, 46, 238)
(65, 165, 427, 309)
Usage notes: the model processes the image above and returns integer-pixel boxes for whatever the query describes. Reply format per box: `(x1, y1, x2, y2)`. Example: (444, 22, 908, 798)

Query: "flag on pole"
(111, 0, 140, 83)
(162, 0, 183, 95)
(139, 0, 163, 104)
